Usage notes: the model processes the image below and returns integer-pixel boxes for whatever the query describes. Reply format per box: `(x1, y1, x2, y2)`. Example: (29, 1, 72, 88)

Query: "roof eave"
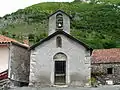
(0, 42, 10, 44)
(11, 41, 29, 49)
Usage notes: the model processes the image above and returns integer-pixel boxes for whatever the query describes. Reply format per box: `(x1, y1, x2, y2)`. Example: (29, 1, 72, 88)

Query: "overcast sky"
(0, 0, 73, 17)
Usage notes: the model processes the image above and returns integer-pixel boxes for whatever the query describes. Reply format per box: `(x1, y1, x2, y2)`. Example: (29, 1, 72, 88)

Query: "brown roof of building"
(0, 35, 18, 43)
(0, 34, 29, 49)
(92, 48, 120, 64)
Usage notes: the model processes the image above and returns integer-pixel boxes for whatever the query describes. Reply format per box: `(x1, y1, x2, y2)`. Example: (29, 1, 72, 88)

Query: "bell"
(58, 23, 62, 27)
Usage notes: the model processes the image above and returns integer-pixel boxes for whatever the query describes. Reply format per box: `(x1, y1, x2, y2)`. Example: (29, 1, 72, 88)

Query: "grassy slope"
(0, 1, 120, 48)
(99, 0, 120, 4)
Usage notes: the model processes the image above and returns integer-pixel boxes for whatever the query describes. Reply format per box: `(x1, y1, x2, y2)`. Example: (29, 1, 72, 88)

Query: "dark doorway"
(54, 61, 66, 85)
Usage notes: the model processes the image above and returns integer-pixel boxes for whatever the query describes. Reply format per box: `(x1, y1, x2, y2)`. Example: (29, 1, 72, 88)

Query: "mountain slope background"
(0, 0, 120, 49)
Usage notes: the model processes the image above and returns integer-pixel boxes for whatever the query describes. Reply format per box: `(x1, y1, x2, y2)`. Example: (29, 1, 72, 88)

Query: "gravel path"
(8, 85, 120, 90)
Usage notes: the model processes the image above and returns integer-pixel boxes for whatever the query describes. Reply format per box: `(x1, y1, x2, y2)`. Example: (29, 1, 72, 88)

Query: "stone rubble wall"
(9, 44, 30, 84)
(91, 63, 120, 84)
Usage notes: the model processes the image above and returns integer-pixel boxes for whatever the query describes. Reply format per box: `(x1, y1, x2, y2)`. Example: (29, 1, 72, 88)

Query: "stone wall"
(9, 43, 30, 85)
(29, 34, 91, 87)
(91, 63, 120, 84)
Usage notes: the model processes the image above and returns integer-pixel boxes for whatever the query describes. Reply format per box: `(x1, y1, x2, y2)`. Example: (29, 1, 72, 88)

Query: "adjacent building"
(0, 35, 30, 87)
(92, 48, 120, 85)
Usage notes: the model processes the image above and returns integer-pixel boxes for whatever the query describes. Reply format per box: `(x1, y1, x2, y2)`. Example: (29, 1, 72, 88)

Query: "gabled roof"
(0, 34, 29, 49)
(92, 48, 120, 64)
(30, 31, 92, 52)
(48, 10, 72, 19)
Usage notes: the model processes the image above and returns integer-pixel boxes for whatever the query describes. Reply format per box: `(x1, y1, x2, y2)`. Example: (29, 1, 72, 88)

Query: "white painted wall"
(0, 46, 9, 72)
(29, 34, 91, 87)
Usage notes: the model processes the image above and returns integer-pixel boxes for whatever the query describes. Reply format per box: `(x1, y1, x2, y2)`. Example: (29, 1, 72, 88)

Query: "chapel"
(29, 10, 92, 87)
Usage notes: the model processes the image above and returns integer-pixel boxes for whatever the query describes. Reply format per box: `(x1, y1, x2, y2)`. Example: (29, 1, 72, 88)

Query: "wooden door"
(54, 61, 66, 85)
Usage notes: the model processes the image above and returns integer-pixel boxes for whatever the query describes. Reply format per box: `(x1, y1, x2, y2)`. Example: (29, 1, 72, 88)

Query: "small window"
(107, 68, 113, 74)
(56, 36, 62, 48)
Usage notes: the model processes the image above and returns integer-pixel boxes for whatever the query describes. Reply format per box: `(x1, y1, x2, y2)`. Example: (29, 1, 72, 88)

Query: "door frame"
(51, 52, 69, 86)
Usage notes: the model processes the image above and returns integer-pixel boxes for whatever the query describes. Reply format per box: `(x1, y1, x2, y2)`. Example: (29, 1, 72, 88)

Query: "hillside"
(0, 0, 120, 49)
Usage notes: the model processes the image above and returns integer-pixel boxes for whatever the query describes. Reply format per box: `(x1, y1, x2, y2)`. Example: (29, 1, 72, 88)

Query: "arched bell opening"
(56, 13, 63, 31)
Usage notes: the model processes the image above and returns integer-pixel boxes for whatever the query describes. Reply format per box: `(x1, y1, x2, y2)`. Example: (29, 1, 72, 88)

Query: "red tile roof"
(0, 34, 18, 43)
(92, 48, 120, 64)
(0, 34, 29, 48)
